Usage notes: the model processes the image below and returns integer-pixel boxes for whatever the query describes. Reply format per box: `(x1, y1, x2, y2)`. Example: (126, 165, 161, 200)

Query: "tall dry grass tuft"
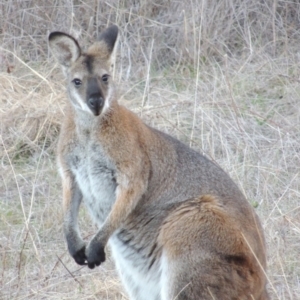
(1, 1, 300, 299)
(1, 0, 300, 71)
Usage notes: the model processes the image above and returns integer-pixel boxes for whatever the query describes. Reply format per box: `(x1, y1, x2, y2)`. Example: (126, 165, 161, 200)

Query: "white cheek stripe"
(71, 89, 93, 114)
(103, 85, 113, 113)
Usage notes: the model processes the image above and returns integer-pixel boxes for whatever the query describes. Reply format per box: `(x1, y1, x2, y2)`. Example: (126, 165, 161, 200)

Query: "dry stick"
(70, 0, 74, 33)
(95, 0, 99, 34)
(26, 116, 54, 279)
(278, 253, 293, 299)
(2, 90, 52, 278)
(48, 251, 68, 280)
(207, 287, 217, 300)
(56, 255, 84, 289)
(265, 172, 299, 224)
(17, 230, 29, 280)
(284, 215, 300, 234)
(141, 38, 154, 111)
(190, 0, 204, 148)
(241, 232, 280, 299)
(236, 26, 253, 75)
(173, 282, 191, 300)
(50, 232, 94, 278)
(46, 254, 87, 288)
(224, 54, 242, 132)
(272, 0, 277, 57)
(0, 136, 40, 261)
(27, 114, 53, 225)
(144, 100, 191, 112)
(1, 227, 11, 286)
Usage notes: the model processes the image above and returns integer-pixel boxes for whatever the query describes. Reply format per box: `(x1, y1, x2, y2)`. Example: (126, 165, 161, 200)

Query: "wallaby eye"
(72, 78, 82, 87)
(102, 74, 109, 83)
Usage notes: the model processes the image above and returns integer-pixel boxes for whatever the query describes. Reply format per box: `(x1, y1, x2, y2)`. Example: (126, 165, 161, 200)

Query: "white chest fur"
(67, 140, 117, 226)
(109, 235, 162, 300)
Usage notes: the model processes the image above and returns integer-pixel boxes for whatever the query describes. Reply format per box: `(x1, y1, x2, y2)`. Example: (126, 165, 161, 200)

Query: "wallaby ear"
(87, 25, 118, 60)
(98, 25, 118, 53)
(48, 32, 81, 68)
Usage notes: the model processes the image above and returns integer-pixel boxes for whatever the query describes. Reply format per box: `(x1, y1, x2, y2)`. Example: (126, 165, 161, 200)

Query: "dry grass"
(1, 1, 300, 299)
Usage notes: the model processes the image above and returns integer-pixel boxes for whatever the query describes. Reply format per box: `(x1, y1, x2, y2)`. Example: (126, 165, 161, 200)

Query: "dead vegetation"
(0, 1, 300, 299)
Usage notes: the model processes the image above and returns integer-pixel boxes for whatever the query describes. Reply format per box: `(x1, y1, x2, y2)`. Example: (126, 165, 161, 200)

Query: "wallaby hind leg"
(161, 257, 262, 300)
(159, 195, 268, 300)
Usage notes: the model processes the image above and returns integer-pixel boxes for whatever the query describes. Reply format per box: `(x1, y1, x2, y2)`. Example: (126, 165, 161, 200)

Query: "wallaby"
(48, 25, 269, 300)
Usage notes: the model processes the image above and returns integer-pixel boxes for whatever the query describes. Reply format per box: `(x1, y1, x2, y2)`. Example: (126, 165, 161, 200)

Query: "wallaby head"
(48, 25, 118, 116)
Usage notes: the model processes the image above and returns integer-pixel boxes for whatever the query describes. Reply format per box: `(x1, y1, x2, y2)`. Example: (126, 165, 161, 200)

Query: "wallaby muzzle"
(87, 77, 104, 116)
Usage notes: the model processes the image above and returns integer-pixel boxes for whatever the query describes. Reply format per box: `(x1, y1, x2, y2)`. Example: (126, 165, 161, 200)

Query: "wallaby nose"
(87, 77, 105, 116)
(88, 94, 104, 116)
(88, 95, 101, 107)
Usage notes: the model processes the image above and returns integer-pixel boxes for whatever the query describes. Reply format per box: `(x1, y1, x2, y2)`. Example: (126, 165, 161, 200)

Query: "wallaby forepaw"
(85, 242, 106, 269)
(72, 245, 87, 265)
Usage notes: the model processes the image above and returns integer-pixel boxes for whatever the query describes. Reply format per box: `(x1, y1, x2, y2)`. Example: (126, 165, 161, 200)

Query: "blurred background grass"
(1, 1, 300, 299)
